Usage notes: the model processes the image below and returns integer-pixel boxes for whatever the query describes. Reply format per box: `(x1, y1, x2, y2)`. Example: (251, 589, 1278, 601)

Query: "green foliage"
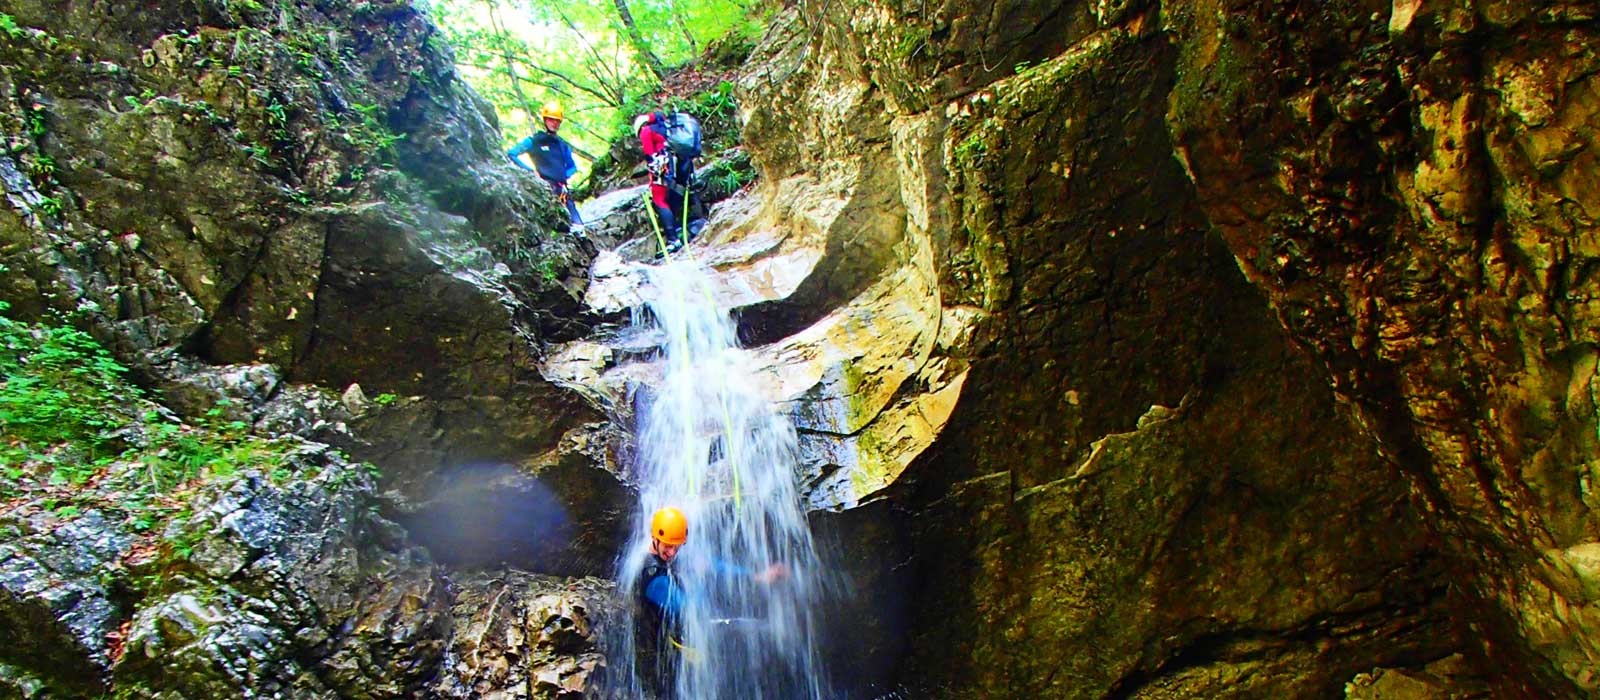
(24, 104, 47, 138)
(696, 145, 753, 197)
(25, 154, 54, 178)
(662, 79, 736, 119)
(373, 392, 399, 406)
(343, 102, 405, 157)
(956, 131, 989, 163)
(893, 24, 930, 60)
(35, 196, 63, 216)
(0, 302, 301, 520)
(0, 304, 129, 464)
(427, 0, 759, 182)
(0, 13, 23, 40)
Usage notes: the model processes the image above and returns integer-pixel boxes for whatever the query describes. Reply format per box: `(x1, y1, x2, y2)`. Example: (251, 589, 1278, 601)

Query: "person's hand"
(752, 562, 789, 585)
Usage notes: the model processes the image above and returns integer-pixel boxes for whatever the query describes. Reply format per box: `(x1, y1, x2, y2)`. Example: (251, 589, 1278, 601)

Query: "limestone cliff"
(0, 0, 613, 511)
(720, 0, 1599, 697)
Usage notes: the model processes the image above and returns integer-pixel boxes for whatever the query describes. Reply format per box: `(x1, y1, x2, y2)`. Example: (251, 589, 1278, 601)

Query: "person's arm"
(507, 136, 536, 173)
(708, 557, 788, 584)
(561, 139, 578, 181)
(709, 557, 750, 579)
(639, 124, 667, 157)
(644, 574, 684, 617)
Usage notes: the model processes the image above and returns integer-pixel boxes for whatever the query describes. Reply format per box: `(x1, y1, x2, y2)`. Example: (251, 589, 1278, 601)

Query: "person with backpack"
(509, 101, 584, 227)
(634, 111, 704, 253)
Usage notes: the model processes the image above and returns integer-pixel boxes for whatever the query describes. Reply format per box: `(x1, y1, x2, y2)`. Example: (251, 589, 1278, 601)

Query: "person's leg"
(679, 160, 705, 239)
(650, 182, 681, 248)
(665, 184, 688, 246)
(565, 194, 582, 224)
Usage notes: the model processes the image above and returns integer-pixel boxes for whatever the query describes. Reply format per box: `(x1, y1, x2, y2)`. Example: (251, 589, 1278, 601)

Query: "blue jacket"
(640, 555, 750, 618)
(508, 130, 577, 183)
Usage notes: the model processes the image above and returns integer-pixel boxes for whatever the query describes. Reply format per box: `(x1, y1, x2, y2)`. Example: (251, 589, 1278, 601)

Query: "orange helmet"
(539, 101, 564, 121)
(650, 507, 688, 545)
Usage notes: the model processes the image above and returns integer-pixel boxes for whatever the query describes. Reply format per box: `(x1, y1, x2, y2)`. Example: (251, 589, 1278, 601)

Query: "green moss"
(891, 23, 931, 61)
(849, 423, 891, 498)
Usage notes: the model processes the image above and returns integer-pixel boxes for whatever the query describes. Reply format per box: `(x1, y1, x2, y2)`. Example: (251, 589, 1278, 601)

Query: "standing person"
(636, 506, 689, 699)
(634, 111, 705, 253)
(635, 506, 786, 699)
(508, 101, 583, 227)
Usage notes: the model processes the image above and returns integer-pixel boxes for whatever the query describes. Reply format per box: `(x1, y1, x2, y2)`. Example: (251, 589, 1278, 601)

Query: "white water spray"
(612, 257, 829, 700)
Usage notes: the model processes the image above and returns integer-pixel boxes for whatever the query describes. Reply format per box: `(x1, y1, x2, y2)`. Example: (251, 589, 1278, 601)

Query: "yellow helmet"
(650, 506, 688, 545)
(539, 101, 564, 121)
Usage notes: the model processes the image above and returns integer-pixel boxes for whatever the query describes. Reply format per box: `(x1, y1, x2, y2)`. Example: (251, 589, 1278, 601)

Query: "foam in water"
(610, 257, 829, 700)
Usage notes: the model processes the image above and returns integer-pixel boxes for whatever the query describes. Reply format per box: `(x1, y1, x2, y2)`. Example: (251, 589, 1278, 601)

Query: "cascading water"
(610, 257, 830, 700)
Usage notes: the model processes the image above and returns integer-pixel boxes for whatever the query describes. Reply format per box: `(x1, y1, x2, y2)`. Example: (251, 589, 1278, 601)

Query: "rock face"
(431, 572, 624, 700)
(720, 0, 1600, 698)
(1162, 2, 1600, 696)
(0, 0, 632, 696)
(0, 0, 609, 511)
(6, 0, 1598, 697)
(0, 444, 449, 699)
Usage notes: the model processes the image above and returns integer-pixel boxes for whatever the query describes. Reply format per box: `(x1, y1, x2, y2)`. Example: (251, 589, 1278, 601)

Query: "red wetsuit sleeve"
(640, 126, 667, 157)
(640, 124, 670, 208)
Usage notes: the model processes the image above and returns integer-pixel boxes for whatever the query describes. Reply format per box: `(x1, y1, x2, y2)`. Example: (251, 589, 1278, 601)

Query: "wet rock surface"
(0, 444, 448, 699)
(431, 571, 624, 700)
(0, 0, 631, 695)
(722, 0, 1599, 697)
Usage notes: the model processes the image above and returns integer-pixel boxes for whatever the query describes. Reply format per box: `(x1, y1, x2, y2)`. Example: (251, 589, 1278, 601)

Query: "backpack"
(660, 112, 702, 159)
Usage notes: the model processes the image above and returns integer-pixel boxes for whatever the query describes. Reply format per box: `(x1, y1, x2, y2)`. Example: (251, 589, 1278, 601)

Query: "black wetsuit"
(636, 556, 683, 699)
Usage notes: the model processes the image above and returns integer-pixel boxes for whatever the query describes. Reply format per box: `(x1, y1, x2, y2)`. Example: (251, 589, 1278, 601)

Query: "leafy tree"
(424, 0, 757, 181)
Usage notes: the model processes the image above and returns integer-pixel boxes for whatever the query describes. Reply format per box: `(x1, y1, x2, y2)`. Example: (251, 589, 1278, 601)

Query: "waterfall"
(610, 257, 830, 700)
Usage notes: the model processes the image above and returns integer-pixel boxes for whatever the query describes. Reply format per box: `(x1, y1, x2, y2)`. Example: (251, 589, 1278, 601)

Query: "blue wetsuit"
(636, 554, 750, 697)
(508, 130, 581, 223)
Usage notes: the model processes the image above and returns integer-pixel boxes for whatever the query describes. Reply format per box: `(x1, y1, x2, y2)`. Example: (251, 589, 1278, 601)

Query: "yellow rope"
(639, 184, 740, 512)
(643, 189, 672, 262)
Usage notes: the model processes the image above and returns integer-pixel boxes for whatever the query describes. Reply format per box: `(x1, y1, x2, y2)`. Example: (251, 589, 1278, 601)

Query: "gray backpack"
(661, 112, 702, 159)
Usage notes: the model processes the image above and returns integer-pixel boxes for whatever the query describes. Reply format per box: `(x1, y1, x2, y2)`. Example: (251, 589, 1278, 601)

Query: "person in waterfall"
(635, 506, 787, 698)
(634, 111, 705, 254)
(508, 101, 584, 228)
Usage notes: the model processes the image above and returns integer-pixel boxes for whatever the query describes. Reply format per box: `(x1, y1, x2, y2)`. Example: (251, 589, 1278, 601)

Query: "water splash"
(612, 257, 829, 700)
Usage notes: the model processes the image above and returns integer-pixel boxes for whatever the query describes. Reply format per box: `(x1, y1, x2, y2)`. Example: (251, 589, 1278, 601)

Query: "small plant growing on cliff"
(26, 155, 54, 178)
(345, 102, 405, 157)
(373, 392, 399, 406)
(955, 132, 988, 163)
(24, 104, 46, 138)
(0, 13, 25, 40)
(0, 302, 130, 462)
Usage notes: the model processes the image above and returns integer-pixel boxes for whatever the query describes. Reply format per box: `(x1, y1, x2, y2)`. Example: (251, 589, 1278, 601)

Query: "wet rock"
(399, 458, 632, 577)
(431, 571, 624, 700)
(1163, 0, 1600, 693)
(0, 511, 129, 696)
(730, 2, 1464, 698)
(1344, 655, 1491, 699)
(0, 442, 449, 698)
